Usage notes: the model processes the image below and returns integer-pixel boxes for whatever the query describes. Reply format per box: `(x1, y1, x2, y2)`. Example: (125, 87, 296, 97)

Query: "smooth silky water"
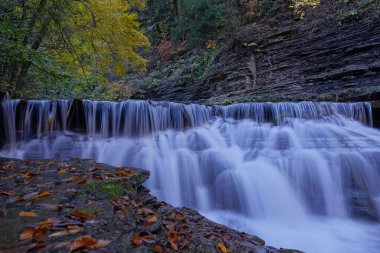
(1, 98, 380, 252)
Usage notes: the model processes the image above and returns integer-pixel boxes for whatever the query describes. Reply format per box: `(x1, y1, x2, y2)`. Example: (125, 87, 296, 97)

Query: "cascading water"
(1, 97, 380, 252)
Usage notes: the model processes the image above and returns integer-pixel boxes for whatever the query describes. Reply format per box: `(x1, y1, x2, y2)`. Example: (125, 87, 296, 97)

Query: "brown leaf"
(76, 176, 89, 185)
(69, 236, 96, 251)
(131, 235, 142, 247)
(217, 242, 228, 253)
(21, 171, 38, 178)
(47, 161, 58, 166)
(32, 229, 48, 242)
(19, 211, 38, 217)
(1, 191, 17, 196)
(122, 196, 130, 201)
(175, 214, 186, 221)
(115, 168, 133, 177)
(70, 210, 97, 221)
(19, 228, 35, 240)
(37, 220, 54, 229)
(152, 245, 164, 253)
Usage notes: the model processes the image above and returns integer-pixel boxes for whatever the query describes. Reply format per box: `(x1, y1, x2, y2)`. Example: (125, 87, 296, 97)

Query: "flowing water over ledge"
(1, 98, 380, 252)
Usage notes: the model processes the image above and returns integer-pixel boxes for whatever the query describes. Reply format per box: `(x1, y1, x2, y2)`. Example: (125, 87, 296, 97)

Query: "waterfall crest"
(1, 98, 380, 253)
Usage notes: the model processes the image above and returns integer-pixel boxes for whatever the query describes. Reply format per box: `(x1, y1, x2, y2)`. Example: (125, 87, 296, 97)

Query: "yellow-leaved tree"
(52, 0, 150, 77)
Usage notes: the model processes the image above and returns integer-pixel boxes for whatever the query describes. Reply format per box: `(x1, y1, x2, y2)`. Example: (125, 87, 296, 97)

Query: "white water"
(1, 99, 380, 252)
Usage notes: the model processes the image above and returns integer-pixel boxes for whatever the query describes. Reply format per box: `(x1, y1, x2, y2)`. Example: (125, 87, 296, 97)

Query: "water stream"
(1, 98, 379, 252)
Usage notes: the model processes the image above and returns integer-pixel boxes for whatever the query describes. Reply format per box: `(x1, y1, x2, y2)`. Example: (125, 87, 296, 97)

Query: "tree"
(0, 0, 149, 92)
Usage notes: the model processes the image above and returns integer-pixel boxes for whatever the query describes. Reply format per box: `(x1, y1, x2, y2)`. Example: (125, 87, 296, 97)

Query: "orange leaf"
(217, 242, 228, 253)
(152, 245, 164, 253)
(131, 235, 142, 247)
(19, 211, 38, 217)
(58, 168, 68, 173)
(169, 241, 178, 251)
(90, 240, 111, 249)
(69, 235, 97, 251)
(21, 171, 38, 178)
(19, 228, 35, 240)
(144, 214, 157, 226)
(168, 231, 179, 251)
(37, 220, 54, 229)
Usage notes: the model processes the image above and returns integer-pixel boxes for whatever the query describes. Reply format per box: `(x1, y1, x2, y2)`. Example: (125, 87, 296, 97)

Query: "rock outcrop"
(0, 158, 298, 253)
(194, 16, 380, 103)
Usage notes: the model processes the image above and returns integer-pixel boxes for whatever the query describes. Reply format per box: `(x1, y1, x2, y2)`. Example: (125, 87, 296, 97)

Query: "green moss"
(81, 182, 125, 199)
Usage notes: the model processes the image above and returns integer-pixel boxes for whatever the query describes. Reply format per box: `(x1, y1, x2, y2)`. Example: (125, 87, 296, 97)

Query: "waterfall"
(1, 98, 380, 253)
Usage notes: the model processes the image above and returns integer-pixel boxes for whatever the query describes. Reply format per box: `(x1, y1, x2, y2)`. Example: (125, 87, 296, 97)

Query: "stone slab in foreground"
(0, 158, 301, 253)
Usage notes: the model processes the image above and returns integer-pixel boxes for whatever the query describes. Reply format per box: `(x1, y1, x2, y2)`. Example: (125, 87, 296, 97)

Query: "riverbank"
(0, 157, 300, 253)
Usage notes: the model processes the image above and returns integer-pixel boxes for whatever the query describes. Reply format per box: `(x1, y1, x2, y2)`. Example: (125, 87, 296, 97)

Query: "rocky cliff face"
(151, 3, 380, 103)
(194, 16, 380, 103)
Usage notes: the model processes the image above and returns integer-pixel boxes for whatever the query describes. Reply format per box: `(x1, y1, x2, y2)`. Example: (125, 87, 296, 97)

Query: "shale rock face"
(194, 17, 380, 103)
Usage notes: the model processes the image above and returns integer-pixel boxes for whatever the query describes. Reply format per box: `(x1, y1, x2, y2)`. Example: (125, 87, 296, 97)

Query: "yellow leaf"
(217, 242, 228, 253)
(32, 190, 52, 200)
(19, 211, 38, 217)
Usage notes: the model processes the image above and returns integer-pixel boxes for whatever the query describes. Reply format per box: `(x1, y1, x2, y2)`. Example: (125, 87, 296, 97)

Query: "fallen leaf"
(217, 242, 228, 253)
(144, 214, 158, 226)
(168, 231, 179, 251)
(152, 245, 164, 253)
(75, 176, 88, 185)
(37, 220, 54, 229)
(33, 229, 48, 242)
(32, 190, 52, 200)
(175, 214, 186, 221)
(105, 173, 113, 178)
(122, 196, 130, 201)
(21, 171, 38, 178)
(19, 211, 38, 217)
(1, 191, 17, 196)
(131, 235, 142, 247)
(62, 176, 79, 182)
(49, 231, 69, 237)
(58, 168, 69, 173)
(70, 210, 97, 221)
(19, 228, 35, 240)
(40, 204, 63, 211)
(47, 161, 58, 166)
(69, 235, 110, 251)
(115, 168, 133, 177)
